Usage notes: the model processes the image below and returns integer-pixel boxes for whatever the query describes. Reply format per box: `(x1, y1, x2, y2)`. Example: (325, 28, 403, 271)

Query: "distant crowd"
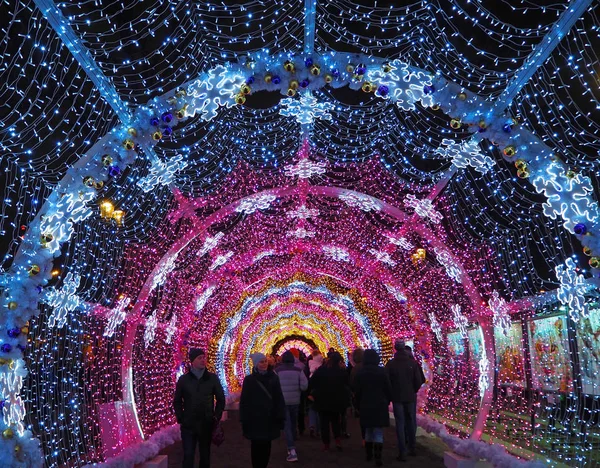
(174, 340, 425, 467)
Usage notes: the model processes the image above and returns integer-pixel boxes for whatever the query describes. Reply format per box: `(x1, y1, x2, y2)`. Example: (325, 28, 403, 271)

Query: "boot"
(374, 442, 383, 466)
(365, 442, 373, 461)
(335, 437, 343, 451)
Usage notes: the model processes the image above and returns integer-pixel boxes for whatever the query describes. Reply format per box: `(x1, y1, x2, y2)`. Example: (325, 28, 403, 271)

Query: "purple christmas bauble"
(331, 69, 340, 78)
(502, 123, 512, 133)
(574, 223, 587, 235)
(377, 85, 389, 97)
(162, 126, 173, 137)
(108, 166, 121, 177)
(7, 328, 20, 338)
(300, 79, 310, 88)
(150, 117, 160, 126)
(161, 112, 173, 124)
(271, 75, 281, 85)
(304, 57, 313, 68)
(1, 344, 12, 353)
(246, 76, 255, 85)
(355, 65, 367, 75)
(423, 84, 435, 95)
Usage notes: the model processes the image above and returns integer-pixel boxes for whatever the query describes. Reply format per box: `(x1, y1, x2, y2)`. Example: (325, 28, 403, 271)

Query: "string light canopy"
(1, 0, 599, 466)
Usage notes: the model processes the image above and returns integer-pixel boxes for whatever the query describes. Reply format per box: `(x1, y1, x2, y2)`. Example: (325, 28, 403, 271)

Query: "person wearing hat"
(240, 352, 286, 468)
(385, 339, 424, 461)
(173, 348, 225, 468)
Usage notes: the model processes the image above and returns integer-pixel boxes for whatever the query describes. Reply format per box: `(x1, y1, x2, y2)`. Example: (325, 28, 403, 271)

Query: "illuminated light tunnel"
(1, 0, 600, 467)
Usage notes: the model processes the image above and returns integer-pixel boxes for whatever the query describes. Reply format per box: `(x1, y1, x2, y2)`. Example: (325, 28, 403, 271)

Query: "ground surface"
(161, 411, 447, 467)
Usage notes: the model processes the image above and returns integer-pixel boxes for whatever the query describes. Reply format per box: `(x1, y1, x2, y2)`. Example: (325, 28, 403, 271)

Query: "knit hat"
(250, 352, 266, 367)
(394, 339, 406, 352)
(282, 350, 295, 364)
(189, 348, 205, 362)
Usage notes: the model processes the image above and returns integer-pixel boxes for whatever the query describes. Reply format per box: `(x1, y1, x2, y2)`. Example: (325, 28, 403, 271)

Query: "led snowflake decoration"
(197, 232, 224, 257)
(45, 273, 86, 329)
(452, 304, 468, 339)
(385, 284, 408, 305)
(385, 234, 414, 251)
(284, 159, 327, 179)
(532, 160, 600, 234)
(488, 290, 511, 336)
(323, 245, 350, 262)
(253, 250, 275, 263)
(369, 249, 396, 267)
(279, 92, 334, 125)
(137, 154, 188, 192)
(339, 192, 382, 212)
(103, 297, 131, 338)
(196, 286, 216, 312)
(428, 312, 442, 341)
(165, 314, 177, 344)
(236, 193, 277, 214)
(404, 194, 443, 224)
(436, 138, 495, 175)
(478, 354, 490, 397)
(151, 255, 177, 292)
(287, 227, 315, 239)
(287, 205, 319, 219)
(434, 248, 463, 283)
(209, 251, 234, 271)
(144, 311, 158, 348)
(555, 257, 589, 322)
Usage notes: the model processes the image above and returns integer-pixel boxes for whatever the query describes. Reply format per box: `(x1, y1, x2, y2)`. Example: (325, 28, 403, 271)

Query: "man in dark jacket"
(308, 351, 351, 451)
(353, 349, 392, 466)
(173, 348, 226, 468)
(385, 340, 424, 461)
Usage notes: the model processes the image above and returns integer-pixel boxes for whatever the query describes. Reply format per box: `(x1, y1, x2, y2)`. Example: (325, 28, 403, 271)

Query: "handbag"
(211, 418, 225, 446)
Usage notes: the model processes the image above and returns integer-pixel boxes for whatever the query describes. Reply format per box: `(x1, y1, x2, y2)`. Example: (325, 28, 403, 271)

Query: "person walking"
(307, 349, 323, 438)
(349, 347, 366, 443)
(173, 348, 226, 468)
(405, 345, 425, 440)
(308, 351, 351, 452)
(275, 351, 308, 462)
(240, 352, 286, 468)
(385, 340, 424, 461)
(353, 349, 392, 466)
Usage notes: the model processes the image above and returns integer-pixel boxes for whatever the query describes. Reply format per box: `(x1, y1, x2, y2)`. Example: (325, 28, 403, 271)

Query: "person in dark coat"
(349, 347, 366, 442)
(353, 349, 392, 466)
(308, 351, 351, 451)
(405, 345, 425, 441)
(173, 348, 226, 468)
(240, 352, 286, 468)
(385, 340, 424, 461)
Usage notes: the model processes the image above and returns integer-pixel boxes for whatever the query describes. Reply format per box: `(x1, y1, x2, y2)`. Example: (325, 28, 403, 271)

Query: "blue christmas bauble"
(574, 223, 587, 235)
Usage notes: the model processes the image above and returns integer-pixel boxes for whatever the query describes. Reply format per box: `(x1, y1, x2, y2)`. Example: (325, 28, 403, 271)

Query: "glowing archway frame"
(4, 49, 593, 456)
(209, 278, 385, 392)
(122, 185, 495, 440)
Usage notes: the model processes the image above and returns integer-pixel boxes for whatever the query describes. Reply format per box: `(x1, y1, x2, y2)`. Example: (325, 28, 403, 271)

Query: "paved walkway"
(161, 411, 447, 467)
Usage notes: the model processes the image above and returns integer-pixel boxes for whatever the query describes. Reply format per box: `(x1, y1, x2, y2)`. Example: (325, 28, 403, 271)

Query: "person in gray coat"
(275, 350, 308, 462)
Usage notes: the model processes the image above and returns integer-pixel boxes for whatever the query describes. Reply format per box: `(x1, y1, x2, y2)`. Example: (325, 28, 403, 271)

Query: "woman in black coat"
(308, 351, 351, 451)
(353, 349, 392, 466)
(240, 353, 286, 468)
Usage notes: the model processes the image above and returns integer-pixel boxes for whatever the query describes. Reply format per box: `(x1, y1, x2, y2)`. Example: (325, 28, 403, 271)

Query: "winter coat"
(173, 370, 226, 433)
(240, 369, 286, 441)
(308, 363, 351, 412)
(308, 355, 323, 377)
(385, 351, 424, 403)
(353, 351, 392, 428)
(275, 363, 308, 405)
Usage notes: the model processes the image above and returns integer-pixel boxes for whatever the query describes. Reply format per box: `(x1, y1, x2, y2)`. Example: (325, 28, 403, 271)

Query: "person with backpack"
(275, 351, 308, 462)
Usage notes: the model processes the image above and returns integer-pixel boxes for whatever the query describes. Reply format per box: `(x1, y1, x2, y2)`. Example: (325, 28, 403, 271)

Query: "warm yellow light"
(99, 200, 115, 218)
(51, 269, 60, 277)
(112, 209, 125, 226)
